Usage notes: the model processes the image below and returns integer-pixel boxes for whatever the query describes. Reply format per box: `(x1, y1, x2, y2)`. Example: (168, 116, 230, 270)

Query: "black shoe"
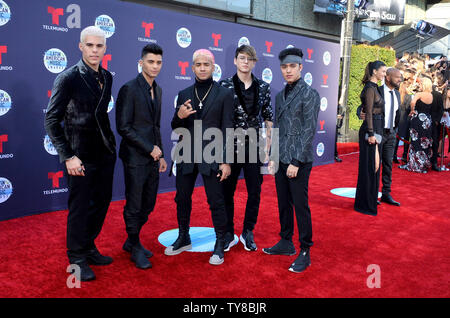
(71, 260, 96, 282)
(393, 158, 400, 164)
(123, 238, 153, 258)
(209, 238, 225, 265)
(223, 232, 238, 252)
(335, 156, 342, 163)
(380, 194, 400, 206)
(240, 230, 257, 251)
(164, 232, 192, 256)
(398, 164, 407, 170)
(131, 246, 152, 269)
(289, 248, 311, 273)
(377, 200, 381, 205)
(262, 239, 296, 256)
(432, 164, 440, 172)
(86, 248, 113, 265)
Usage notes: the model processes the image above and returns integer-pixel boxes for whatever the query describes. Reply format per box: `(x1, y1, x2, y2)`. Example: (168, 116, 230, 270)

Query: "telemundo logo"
(176, 27, 192, 48)
(43, 48, 67, 74)
(0, 0, 11, 27)
(95, 15, 115, 38)
(0, 89, 12, 116)
(0, 177, 12, 204)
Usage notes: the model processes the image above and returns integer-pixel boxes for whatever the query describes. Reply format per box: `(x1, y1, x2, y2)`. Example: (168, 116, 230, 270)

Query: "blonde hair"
(421, 77, 433, 92)
(80, 26, 106, 44)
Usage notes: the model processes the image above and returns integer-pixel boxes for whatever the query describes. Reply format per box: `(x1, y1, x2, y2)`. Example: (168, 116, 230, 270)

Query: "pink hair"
(192, 49, 215, 64)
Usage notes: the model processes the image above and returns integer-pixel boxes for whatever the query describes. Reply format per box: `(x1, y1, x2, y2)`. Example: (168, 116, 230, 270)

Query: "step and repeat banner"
(0, 0, 340, 220)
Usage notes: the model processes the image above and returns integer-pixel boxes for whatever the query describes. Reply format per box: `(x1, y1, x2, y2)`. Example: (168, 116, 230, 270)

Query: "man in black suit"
(165, 49, 234, 266)
(116, 44, 167, 270)
(263, 47, 320, 274)
(45, 26, 116, 281)
(219, 44, 273, 252)
(360, 67, 402, 206)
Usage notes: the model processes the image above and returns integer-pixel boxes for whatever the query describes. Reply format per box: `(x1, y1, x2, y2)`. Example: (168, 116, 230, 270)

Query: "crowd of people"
(394, 52, 449, 171)
(354, 51, 449, 216)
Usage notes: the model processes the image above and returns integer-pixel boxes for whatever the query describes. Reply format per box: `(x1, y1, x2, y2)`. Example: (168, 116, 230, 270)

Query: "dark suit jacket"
(378, 84, 401, 130)
(45, 60, 116, 163)
(171, 81, 234, 176)
(116, 73, 163, 166)
(274, 78, 320, 165)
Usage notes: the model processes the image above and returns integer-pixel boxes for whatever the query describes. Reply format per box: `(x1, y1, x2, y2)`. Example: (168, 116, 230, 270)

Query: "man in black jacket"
(263, 47, 320, 274)
(116, 44, 167, 270)
(219, 45, 273, 252)
(45, 26, 116, 281)
(165, 49, 234, 266)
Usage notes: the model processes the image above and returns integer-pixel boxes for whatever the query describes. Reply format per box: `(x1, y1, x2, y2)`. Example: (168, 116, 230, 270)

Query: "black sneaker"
(70, 260, 96, 282)
(240, 230, 257, 251)
(223, 232, 238, 252)
(289, 248, 311, 273)
(86, 248, 113, 266)
(131, 246, 152, 270)
(123, 238, 153, 258)
(164, 232, 192, 256)
(262, 239, 296, 256)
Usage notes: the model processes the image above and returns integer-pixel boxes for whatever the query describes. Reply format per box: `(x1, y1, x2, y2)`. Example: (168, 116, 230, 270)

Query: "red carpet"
(0, 146, 449, 298)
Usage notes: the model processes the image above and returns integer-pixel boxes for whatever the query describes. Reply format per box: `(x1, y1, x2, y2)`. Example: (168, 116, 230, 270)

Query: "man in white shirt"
(379, 68, 402, 206)
(359, 67, 402, 206)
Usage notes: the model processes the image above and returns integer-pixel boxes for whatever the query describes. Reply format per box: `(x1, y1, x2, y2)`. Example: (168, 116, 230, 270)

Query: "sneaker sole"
(224, 236, 239, 252)
(164, 244, 192, 256)
(262, 248, 296, 256)
(288, 263, 311, 273)
(209, 257, 224, 265)
(240, 234, 257, 252)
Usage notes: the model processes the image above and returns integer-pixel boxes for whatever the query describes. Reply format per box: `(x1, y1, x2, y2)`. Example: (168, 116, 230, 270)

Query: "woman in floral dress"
(400, 78, 440, 173)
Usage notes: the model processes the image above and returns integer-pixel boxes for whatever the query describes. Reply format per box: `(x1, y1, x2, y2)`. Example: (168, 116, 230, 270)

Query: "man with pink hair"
(165, 49, 234, 265)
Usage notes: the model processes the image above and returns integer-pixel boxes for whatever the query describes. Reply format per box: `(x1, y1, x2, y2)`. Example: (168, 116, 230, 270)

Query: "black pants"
(381, 129, 396, 196)
(122, 161, 159, 244)
(66, 154, 116, 263)
(223, 161, 263, 234)
(431, 123, 440, 165)
(275, 162, 313, 249)
(175, 164, 227, 237)
(393, 136, 410, 161)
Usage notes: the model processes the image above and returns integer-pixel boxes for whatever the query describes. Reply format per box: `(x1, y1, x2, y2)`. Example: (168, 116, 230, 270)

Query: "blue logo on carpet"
(158, 227, 238, 252)
(330, 187, 381, 199)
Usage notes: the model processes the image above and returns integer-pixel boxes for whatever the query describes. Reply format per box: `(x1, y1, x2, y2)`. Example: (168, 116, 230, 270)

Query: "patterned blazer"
(274, 78, 320, 165)
(219, 74, 273, 129)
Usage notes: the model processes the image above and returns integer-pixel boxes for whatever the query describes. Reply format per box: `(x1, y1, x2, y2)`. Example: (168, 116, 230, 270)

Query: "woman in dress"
(400, 77, 439, 173)
(354, 60, 386, 216)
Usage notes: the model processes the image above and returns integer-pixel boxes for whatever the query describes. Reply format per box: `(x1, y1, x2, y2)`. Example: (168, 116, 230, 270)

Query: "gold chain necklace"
(194, 83, 213, 109)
